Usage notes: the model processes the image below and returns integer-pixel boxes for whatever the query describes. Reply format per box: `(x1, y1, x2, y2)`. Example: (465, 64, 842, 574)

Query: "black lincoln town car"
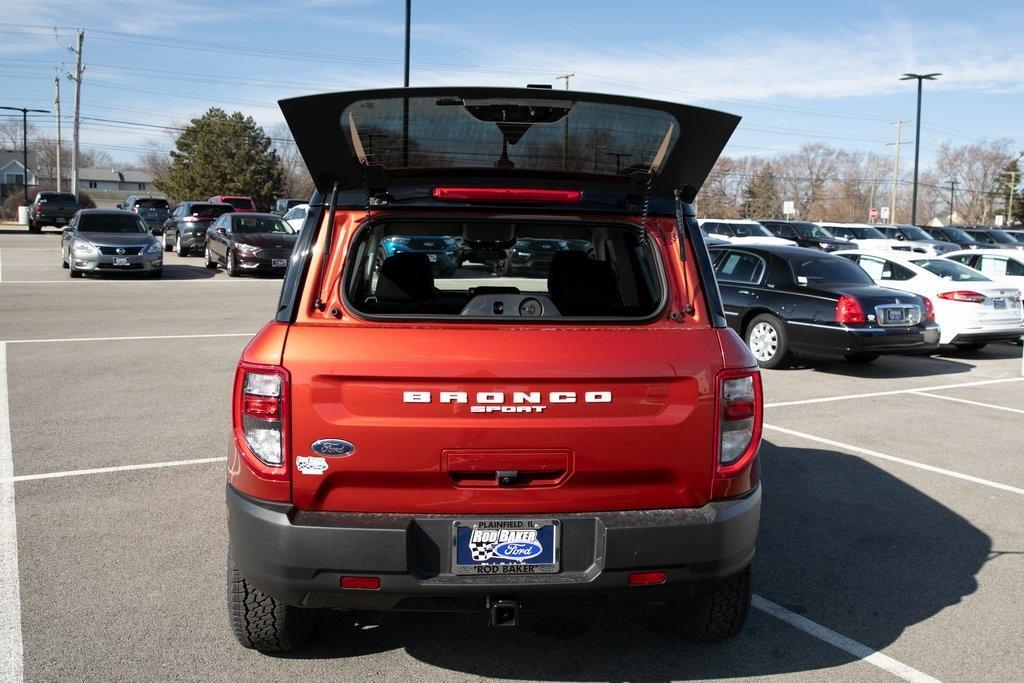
(709, 244, 940, 367)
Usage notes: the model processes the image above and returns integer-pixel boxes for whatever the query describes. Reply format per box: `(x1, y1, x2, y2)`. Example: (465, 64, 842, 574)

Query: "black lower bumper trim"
(227, 484, 761, 610)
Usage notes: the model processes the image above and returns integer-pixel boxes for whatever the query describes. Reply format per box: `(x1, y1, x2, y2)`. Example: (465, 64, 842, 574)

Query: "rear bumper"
(227, 484, 761, 611)
(949, 326, 1024, 344)
(790, 321, 940, 356)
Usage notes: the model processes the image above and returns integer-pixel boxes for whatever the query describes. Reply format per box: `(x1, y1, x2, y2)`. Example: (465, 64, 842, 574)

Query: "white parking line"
(752, 595, 939, 683)
(912, 391, 1024, 416)
(0, 344, 24, 681)
(765, 424, 1024, 496)
(765, 376, 1024, 408)
(5, 332, 255, 345)
(6, 457, 227, 484)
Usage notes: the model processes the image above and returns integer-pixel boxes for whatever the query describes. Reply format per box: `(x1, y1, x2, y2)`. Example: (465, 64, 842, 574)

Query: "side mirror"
(216, 227, 226, 235)
(116, 204, 123, 210)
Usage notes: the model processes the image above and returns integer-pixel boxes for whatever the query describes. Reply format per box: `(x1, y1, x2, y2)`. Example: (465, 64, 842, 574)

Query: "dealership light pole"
(900, 72, 940, 225)
(0, 106, 50, 203)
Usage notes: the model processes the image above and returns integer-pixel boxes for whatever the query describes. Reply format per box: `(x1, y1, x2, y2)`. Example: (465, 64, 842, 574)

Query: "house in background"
(0, 150, 38, 200)
(76, 167, 157, 207)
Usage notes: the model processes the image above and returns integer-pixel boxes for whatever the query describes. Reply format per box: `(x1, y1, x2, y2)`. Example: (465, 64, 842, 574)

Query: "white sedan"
(835, 249, 1024, 350)
(697, 219, 796, 246)
(943, 249, 1024, 287)
(283, 203, 309, 232)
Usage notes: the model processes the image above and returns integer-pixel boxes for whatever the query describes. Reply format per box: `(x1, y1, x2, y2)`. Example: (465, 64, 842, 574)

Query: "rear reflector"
(432, 187, 583, 203)
(242, 395, 279, 420)
(340, 576, 381, 590)
(628, 571, 666, 586)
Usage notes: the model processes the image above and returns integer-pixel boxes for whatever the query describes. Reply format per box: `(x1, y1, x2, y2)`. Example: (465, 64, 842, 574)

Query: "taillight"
(835, 295, 866, 324)
(432, 187, 583, 203)
(233, 363, 289, 472)
(937, 290, 986, 304)
(715, 370, 762, 478)
(34, 205, 41, 214)
(923, 297, 935, 322)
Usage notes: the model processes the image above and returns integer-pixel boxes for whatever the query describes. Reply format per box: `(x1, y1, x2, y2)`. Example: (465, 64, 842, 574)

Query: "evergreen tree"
(742, 163, 782, 219)
(995, 157, 1023, 225)
(155, 109, 282, 209)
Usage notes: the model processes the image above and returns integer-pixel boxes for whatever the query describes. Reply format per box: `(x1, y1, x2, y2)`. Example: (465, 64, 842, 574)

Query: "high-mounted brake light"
(715, 370, 763, 478)
(432, 187, 583, 204)
(233, 363, 289, 469)
(835, 295, 865, 324)
(938, 290, 986, 304)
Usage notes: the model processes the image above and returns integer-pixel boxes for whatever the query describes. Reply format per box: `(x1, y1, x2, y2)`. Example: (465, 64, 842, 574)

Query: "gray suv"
(121, 196, 170, 233)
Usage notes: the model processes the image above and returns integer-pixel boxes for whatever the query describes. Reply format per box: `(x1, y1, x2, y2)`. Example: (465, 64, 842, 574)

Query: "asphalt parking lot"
(2, 226, 1023, 682)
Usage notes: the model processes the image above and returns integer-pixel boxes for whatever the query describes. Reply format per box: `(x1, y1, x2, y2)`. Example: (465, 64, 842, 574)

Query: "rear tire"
(227, 551, 313, 652)
(176, 238, 188, 257)
(954, 342, 987, 352)
(744, 314, 792, 369)
(843, 354, 879, 364)
(665, 564, 752, 642)
(28, 220, 40, 234)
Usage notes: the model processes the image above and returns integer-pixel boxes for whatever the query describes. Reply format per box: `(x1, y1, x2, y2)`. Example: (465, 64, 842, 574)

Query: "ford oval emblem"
(311, 439, 356, 457)
(491, 541, 543, 561)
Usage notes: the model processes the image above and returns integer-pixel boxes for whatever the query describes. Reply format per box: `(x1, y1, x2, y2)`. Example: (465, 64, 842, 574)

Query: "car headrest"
(376, 252, 434, 303)
(548, 251, 620, 314)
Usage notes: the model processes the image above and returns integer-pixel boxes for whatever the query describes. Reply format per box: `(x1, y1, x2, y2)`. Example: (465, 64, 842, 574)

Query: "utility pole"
(0, 106, 50, 204)
(556, 73, 574, 170)
(1007, 169, 1015, 225)
(886, 119, 908, 223)
(54, 71, 62, 192)
(403, 0, 411, 87)
(67, 29, 84, 198)
(900, 73, 940, 225)
(947, 179, 957, 225)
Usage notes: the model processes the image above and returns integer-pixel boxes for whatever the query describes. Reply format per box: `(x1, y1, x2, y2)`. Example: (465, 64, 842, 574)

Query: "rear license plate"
(885, 308, 905, 323)
(427, 254, 438, 262)
(272, 258, 287, 268)
(993, 298, 1006, 310)
(453, 519, 559, 575)
(113, 257, 130, 266)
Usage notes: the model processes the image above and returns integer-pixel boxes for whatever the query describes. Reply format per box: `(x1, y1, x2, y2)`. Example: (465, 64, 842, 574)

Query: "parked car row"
(709, 241, 1024, 368)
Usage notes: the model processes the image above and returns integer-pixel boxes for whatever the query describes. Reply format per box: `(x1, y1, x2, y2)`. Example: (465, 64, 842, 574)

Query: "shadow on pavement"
(279, 440, 988, 679)
(793, 352, 975, 379)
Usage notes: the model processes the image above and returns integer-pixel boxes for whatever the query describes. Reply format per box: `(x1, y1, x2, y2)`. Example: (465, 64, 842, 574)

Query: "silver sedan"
(61, 209, 164, 278)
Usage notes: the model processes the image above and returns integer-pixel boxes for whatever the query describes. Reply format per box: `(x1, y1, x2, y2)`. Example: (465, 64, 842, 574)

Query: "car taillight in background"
(937, 291, 986, 304)
(923, 297, 935, 322)
(715, 369, 762, 480)
(33, 205, 41, 214)
(835, 295, 866, 324)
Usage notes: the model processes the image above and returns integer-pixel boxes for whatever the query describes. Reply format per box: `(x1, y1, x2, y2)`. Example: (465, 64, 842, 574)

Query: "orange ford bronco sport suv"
(226, 88, 762, 651)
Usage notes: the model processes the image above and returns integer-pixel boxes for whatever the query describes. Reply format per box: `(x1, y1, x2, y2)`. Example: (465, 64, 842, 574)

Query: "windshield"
(345, 220, 662, 319)
(897, 226, 932, 240)
(223, 197, 256, 210)
(850, 227, 887, 239)
(78, 213, 148, 233)
(911, 259, 989, 282)
(793, 223, 835, 239)
(940, 228, 977, 243)
(982, 230, 1017, 244)
(789, 254, 875, 285)
(233, 217, 295, 234)
(39, 192, 78, 204)
(135, 199, 168, 210)
(732, 223, 772, 237)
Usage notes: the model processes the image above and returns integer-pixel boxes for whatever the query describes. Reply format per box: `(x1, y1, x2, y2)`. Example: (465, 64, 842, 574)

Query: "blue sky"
(1, 0, 1022, 166)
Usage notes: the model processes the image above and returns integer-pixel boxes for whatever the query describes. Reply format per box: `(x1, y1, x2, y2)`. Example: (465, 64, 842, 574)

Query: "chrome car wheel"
(748, 322, 778, 361)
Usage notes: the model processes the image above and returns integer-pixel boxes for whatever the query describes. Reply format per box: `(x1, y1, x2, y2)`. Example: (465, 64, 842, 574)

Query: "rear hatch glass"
(191, 204, 234, 218)
(222, 197, 256, 210)
(346, 220, 662, 319)
(39, 192, 78, 204)
(135, 199, 168, 209)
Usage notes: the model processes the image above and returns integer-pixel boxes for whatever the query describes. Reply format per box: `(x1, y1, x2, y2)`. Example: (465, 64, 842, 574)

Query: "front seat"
(374, 252, 434, 312)
(547, 251, 621, 316)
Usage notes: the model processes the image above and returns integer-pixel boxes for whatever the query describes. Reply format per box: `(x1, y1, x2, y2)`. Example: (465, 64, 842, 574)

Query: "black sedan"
(758, 220, 850, 251)
(925, 227, 983, 250)
(204, 212, 298, 276)
(709, 245, 940, 368)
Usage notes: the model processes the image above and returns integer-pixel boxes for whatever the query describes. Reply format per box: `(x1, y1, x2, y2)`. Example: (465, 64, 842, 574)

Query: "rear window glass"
(345, 221, 663, 319)
(342, 97, 678, 176)
(39, 192, 77, 204)
(78, 213, 148, 233)
(788, 253, 874, 285)
(233, 216, 294, 234)
(911, 259, 989, 281)
(135, 198, 168, 209)
(190, 204, 234, 218)
(222, 197, 256, 210)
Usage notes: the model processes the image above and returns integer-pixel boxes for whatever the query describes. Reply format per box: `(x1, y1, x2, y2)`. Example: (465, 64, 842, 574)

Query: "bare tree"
(933, 139, 1014, 223)
(270, 124, 314, 200)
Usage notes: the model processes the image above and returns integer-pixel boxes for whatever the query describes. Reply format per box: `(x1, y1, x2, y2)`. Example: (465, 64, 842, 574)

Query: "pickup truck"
(29, 192, 80, 233)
